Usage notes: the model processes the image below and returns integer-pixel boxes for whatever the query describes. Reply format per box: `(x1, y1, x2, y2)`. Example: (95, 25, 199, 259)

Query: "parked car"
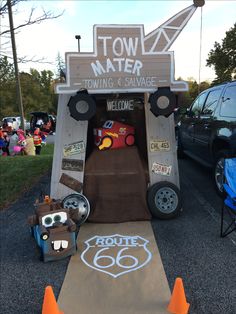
(2, 116, 30, 132)
(177, 81, 236, 196)
(30, 112, 56, 134)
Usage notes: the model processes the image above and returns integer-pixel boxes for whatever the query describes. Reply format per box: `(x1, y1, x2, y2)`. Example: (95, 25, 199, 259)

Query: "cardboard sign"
(106, 99, 134, 111)
(55, 4, 202, 94)
(152, 162, 172, 176)
(63, 141, 85, 157)
(150, 140, 170, 152)
(59, 173, 83, 192)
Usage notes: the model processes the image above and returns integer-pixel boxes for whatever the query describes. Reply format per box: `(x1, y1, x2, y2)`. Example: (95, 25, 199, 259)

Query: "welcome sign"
(56, 3, 203, 94)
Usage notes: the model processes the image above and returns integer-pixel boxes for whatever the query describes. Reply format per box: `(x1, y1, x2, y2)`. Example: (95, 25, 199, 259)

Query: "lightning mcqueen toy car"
(94, 120, 135, 150)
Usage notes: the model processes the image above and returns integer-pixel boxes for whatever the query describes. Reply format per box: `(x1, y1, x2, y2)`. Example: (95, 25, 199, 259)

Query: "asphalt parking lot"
(0, 158, 235, 314)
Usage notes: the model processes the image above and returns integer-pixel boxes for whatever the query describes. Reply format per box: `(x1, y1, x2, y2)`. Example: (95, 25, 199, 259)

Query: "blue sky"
(12, 0, 236, 82)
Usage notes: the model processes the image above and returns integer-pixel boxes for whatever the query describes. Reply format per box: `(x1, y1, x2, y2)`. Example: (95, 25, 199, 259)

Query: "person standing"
(2, 132, 10, 156)
(33, 128, 42, 155)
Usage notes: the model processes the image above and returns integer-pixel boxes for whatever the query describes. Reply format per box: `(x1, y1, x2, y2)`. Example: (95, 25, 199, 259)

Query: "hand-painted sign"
(59, 173, 83, 192)
(81, 234, 152, 278)
(63, 141, 85, 157)
(107, 99, 134, 111)
(152, 162, 172, 176)
(56, 3, 203, 94)
(150, 140, 170, 152)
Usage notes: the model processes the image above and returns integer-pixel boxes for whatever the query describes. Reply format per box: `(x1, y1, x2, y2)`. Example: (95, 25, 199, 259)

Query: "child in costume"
(24, 133, 36, 156)
(33, 128, 42, 155)
(13, 129, 26, 154)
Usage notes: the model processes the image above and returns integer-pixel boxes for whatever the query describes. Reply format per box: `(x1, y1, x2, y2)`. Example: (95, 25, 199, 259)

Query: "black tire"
(147, 181, 182, 219)
(67, 92, 96, 121)
(149, 87, 176, 117)
(213, 150, 228, 197)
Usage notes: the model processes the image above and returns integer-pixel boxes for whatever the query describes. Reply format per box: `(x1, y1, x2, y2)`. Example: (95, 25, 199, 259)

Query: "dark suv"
(178, 81, 236, 195)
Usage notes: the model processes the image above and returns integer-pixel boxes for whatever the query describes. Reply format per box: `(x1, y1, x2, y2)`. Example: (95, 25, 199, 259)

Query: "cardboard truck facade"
(50, 1, 204, 221)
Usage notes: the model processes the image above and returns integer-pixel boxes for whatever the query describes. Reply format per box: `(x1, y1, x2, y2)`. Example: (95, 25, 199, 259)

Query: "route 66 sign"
(80, 234, 152, 278)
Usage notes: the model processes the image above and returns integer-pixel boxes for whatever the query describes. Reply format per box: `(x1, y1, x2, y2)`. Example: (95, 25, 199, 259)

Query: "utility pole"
(7, 0, 25, 131)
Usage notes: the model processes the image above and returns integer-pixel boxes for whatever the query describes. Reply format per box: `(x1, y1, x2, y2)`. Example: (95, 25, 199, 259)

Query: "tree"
(0, 56, 17, 117)
(55, 52, 66, 83)
(206, 23, 236, 85)
(0, 0, 63, 63)
(0, 56, 57, 119)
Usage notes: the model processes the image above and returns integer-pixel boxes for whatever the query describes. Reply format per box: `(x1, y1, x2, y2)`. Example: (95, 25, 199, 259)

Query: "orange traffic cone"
(42, 285, 64, 314)
(167, 277, 190, 314)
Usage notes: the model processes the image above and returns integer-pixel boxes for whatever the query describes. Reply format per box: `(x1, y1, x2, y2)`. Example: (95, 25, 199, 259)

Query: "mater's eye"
(44, 217, 52, 225)
(54, 215, 61, 222)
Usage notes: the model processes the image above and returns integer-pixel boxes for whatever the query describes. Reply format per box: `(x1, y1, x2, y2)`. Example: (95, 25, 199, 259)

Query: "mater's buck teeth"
(52, 240, 68, 250)
(61, 240, 68, 249)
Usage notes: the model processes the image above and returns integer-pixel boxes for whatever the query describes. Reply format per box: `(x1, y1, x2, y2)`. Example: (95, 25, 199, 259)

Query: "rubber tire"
(147, 181, 182, 219)
(213, 150, 228, 198)
(149, 88, 176, 117)
(68, 92, 96, 121)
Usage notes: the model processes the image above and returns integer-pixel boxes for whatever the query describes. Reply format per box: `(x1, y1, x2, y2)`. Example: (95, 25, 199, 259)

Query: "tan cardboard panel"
(58, 221, 170, 314)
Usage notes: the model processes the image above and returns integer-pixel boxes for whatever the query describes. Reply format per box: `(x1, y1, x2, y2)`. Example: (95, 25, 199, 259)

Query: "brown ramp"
(58, 221, 170, 314)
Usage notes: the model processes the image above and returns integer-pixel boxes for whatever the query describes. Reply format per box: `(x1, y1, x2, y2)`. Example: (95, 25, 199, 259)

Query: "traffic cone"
(42, 285, 64, 314)
(167, 277, 190, 314)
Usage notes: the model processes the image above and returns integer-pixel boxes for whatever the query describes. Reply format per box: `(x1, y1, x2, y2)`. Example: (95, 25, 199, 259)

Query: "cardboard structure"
(50, 1, 204, 221)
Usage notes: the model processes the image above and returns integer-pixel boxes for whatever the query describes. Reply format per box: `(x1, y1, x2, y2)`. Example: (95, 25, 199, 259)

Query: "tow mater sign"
(56, 1, 204, 94)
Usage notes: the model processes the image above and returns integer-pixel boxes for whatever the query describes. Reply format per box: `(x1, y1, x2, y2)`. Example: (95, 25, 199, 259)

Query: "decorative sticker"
(150, 140, 170, 152)
(152, 162, 172, 176)
(63, 141, 85, 157)
(81, 234, 152, 278)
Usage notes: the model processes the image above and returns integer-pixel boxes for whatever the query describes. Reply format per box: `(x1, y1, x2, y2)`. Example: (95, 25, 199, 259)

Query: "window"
(220, 85, 236, 118)
(190, 92, 207, 116)
(202, 89, 221, 115)
(103, 120, 114, 129)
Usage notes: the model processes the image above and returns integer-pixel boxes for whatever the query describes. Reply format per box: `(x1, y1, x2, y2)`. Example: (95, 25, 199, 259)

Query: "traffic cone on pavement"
(42, 285, 64, 314)
(167, 277, 190, 314)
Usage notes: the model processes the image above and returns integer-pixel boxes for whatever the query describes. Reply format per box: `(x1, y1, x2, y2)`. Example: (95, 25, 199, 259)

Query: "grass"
(0, 144, 54, 210)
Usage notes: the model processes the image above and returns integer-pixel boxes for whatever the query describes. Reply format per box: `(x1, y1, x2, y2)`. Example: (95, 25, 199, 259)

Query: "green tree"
(55, 52, 66, 83)
(206, 23, 236, 84)
(0, 57, 58, 119)
(0, 56, 18, 117)
(20, 69, 57, 116)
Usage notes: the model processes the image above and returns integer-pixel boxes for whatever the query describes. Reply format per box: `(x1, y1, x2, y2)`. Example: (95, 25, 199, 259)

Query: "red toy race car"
(94, 120, 135, 150)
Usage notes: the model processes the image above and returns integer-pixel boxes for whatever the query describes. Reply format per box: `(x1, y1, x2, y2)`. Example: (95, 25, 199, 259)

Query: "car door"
(180, 92, 207, 153)
(193, 88, 222, 162)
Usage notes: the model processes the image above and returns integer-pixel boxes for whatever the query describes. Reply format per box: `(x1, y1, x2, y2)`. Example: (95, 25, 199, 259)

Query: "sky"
(3, 0, 236, 82)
